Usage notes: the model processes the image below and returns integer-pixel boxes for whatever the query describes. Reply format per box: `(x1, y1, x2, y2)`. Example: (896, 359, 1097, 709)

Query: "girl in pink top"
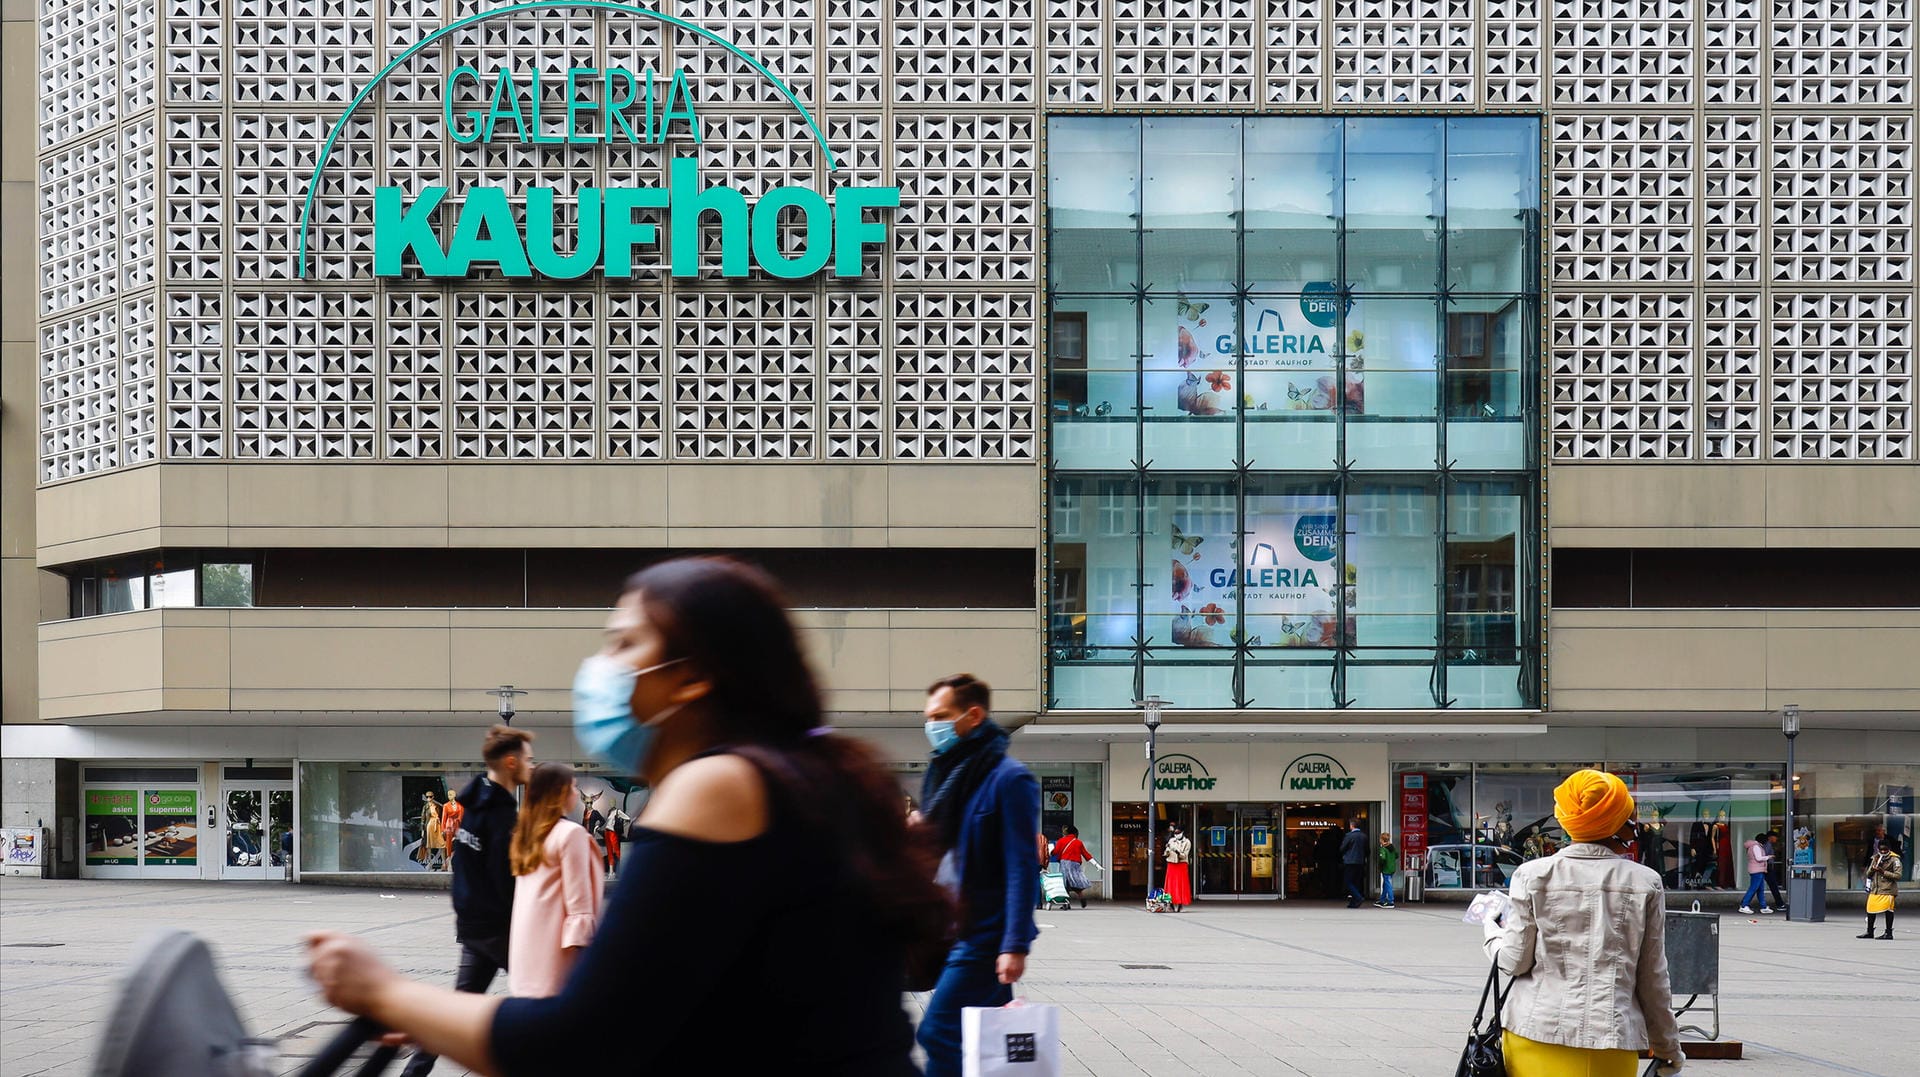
(507, 763, 604, 997)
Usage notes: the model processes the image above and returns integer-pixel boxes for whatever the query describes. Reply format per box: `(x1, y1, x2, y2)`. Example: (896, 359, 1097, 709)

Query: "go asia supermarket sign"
(296, 2, 897, 281)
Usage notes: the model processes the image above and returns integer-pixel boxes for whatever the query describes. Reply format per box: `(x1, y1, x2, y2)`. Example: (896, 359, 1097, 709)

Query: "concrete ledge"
(299, 872, 451, 890)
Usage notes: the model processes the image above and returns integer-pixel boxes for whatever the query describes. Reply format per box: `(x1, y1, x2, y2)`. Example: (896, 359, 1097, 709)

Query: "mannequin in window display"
(1638, 812, 1668, 881)
(1686, 819, 1714, 890)
(1714, 810, 1734, 888)
(419, 792, 449, 870)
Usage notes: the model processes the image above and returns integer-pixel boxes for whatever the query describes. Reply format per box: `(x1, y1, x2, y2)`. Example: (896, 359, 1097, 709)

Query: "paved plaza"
(1, 877, 1913, 1076)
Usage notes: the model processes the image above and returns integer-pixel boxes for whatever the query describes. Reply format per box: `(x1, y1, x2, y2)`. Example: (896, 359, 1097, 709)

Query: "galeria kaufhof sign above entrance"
(296, 2, 898, 281)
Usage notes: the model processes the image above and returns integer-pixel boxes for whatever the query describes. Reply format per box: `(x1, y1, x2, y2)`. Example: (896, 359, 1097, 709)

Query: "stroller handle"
(299, 1016, 391, 1077)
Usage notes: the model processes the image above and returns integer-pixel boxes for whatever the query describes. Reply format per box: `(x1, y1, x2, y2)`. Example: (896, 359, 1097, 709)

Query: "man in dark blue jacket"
(914, 673, 1040, 1077)
(399, 724, 531, 1077)
(1340, 817, 1369, 909)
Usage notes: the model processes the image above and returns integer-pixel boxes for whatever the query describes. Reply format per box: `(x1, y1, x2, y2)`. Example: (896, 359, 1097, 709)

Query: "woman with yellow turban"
(1480, 769, 1686, 1077)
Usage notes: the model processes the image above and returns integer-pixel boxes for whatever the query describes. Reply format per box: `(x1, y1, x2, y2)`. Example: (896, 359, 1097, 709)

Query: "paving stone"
(4, 878, 1912, 1076)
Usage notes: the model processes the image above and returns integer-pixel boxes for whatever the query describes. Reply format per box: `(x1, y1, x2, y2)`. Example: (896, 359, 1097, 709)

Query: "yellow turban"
(1554, 769, 1636, 842)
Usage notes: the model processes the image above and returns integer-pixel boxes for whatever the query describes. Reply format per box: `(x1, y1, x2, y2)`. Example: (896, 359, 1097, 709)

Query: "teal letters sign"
(298, 2, 897, 280)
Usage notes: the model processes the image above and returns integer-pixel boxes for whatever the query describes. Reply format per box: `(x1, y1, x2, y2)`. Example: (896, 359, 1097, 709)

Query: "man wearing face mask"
(914, 673, 1041, 1077)
(399, 723, 532, 1077)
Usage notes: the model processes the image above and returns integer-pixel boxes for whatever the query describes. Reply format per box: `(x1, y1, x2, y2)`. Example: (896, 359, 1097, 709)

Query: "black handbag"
(1455, 962, 1514, 1077)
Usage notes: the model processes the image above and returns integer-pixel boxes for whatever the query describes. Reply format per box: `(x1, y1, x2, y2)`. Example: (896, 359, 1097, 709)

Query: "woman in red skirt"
(1164, 823, 1193, 910)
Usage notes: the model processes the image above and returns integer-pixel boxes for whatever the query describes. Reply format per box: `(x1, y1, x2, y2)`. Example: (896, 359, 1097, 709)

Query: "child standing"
(1375, 833, 1400, 908)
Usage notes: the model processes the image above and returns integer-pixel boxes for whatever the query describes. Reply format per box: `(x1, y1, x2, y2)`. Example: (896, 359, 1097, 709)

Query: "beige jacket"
(1165, 833, 1192, 864)
(1867, 851, 1902, 897)
(1482, 843, 1683, 1062)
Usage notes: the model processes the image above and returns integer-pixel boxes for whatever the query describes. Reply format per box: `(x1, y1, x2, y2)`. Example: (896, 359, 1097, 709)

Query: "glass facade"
(1396, 761, 1920, 891)
(1047, 117, 1541, 710)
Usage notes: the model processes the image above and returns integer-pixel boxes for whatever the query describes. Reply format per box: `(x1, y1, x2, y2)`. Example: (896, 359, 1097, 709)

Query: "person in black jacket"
(1340, 818, 1369, 909)
(397, 723, 532, 1077)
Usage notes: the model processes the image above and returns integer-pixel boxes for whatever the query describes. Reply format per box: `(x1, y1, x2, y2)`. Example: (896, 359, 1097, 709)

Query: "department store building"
(2, 1, 1915, 897)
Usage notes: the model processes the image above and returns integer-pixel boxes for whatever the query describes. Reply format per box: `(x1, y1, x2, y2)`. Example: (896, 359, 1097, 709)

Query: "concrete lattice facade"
(31, 0, 1917, 484)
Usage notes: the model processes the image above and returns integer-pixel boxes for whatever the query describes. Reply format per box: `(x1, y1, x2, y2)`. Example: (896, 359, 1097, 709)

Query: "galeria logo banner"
(297, 2, 898, 280)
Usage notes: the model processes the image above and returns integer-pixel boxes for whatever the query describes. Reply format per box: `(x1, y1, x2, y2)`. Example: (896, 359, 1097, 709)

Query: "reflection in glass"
(149, 564, 196, 608)
(1245, 117, 1339, 288)
(1143, 117, 1240, 292)
(1049, 475, 1139, 661)
(1447, 118, 1539, 293)
(200, 563, 255, 607)
(1349, 481, 1438, 650)
(101, 572, 147, 613)
(1051, 298, 1140, 470)
(1447, 479, 1524, 664)
(1344, 118, 1443, 291)
(226, 790, 263, 868)
(1049, 117, 1141, 292)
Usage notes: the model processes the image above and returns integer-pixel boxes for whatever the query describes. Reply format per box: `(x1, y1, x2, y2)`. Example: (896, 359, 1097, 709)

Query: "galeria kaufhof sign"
(296, 2, 898, 281)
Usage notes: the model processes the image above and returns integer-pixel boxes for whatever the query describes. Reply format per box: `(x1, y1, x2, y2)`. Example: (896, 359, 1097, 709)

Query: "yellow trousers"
(1503, 1030, 1639, 1077)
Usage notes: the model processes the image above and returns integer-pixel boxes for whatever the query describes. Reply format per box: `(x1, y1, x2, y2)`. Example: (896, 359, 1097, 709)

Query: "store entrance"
(223, 784, 292, 880)
(1282, 802, 1353, 899)
(1192, 804, 1280, 898)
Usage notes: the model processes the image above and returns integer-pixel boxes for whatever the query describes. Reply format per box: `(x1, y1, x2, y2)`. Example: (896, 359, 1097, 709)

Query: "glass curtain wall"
(1047, 116, 1541, 710)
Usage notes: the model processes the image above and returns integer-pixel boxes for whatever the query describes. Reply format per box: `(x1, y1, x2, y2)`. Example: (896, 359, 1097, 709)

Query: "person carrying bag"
(1475, 770, 1685, 1077)
(962, 996, 1060, 1077)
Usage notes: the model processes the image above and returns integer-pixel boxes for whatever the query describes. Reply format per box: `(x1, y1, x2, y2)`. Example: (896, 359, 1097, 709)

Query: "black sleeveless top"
(491, 810, 919, 1074)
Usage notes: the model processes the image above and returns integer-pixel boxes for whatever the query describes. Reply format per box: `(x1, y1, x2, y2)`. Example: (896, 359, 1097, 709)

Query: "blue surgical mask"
(572, 654, 685, 775)
(925, 719, 960, 754)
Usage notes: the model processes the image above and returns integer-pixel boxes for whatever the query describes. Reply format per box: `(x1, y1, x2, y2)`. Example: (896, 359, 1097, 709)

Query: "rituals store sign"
(297, 2, 898, 280)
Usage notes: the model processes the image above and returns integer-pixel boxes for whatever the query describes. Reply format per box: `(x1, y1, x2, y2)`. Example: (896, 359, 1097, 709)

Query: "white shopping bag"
(962, 999, 1061, 1077)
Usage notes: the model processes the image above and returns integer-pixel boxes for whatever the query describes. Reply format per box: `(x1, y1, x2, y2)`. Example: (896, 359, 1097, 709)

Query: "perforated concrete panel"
(36, 0, 1918, 480)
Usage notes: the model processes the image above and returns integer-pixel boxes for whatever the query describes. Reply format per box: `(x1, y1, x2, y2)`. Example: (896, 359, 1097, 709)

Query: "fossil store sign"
(297, 2, 897, 280)
(1111, 743, 1388, 803)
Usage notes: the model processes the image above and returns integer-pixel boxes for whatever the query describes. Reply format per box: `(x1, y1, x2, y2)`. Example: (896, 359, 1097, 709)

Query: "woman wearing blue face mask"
(308, 557, 953, 1075)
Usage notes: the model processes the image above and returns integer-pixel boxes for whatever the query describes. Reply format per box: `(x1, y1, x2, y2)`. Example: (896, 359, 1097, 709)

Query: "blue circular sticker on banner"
(1294, 514, 1337, 562)
(1300, 282, 1342, 328)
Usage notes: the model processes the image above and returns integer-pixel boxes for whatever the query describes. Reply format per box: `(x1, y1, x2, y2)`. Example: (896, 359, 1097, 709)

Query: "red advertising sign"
(1400, 773, 1429, 855)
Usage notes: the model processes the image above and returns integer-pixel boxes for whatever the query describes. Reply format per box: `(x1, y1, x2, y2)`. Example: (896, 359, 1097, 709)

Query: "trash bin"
(1404, 855, 1424, 903)
(1664, 907, 1721, 1040)
(1788, 864, 1827, 922)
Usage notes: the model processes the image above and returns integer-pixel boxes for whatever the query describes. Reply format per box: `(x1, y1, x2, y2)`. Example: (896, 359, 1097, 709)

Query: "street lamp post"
(1137, 696, 1167, 906)
(1782, 703, 1801, 870)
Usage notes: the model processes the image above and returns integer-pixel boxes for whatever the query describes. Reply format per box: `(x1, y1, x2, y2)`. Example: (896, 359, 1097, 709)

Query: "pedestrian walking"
(1053, 826, 1098, 909)
(505, 764, 603, 998)
(1481, 769, 1685, 1077)
(1163, 823, 1193, 911)
(396, 723, 531, 1077)
(1860, 837, 1901, 940)
(1340, 819, 1368, 908)
(309, 556, 949, 1075)
(913, 672, 1040, 1077)
(1375, 832, 1399, 908)
(1739, 831, 1779, 914)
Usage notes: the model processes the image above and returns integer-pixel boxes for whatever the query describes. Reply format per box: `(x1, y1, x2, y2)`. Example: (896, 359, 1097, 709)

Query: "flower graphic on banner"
(1198, 603, 1227, 626)
(1206, 371, 1232, 392)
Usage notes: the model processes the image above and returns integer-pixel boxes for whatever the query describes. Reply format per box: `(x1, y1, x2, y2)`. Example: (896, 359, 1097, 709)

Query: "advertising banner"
(1151, 284, 1355, 418)
(1400, 773, 1430, 855)
(1040, 776, 1074, 840)
(1169, 511, 1354, 649)
(85, 790, 138, 866)
(142, 790, 199, 866)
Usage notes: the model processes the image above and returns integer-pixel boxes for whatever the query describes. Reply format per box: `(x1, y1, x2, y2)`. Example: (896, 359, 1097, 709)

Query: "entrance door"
(1193, 804, 1282, 898)
(1282, 803, 1350, 899)
(224, 785, 292, 879)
